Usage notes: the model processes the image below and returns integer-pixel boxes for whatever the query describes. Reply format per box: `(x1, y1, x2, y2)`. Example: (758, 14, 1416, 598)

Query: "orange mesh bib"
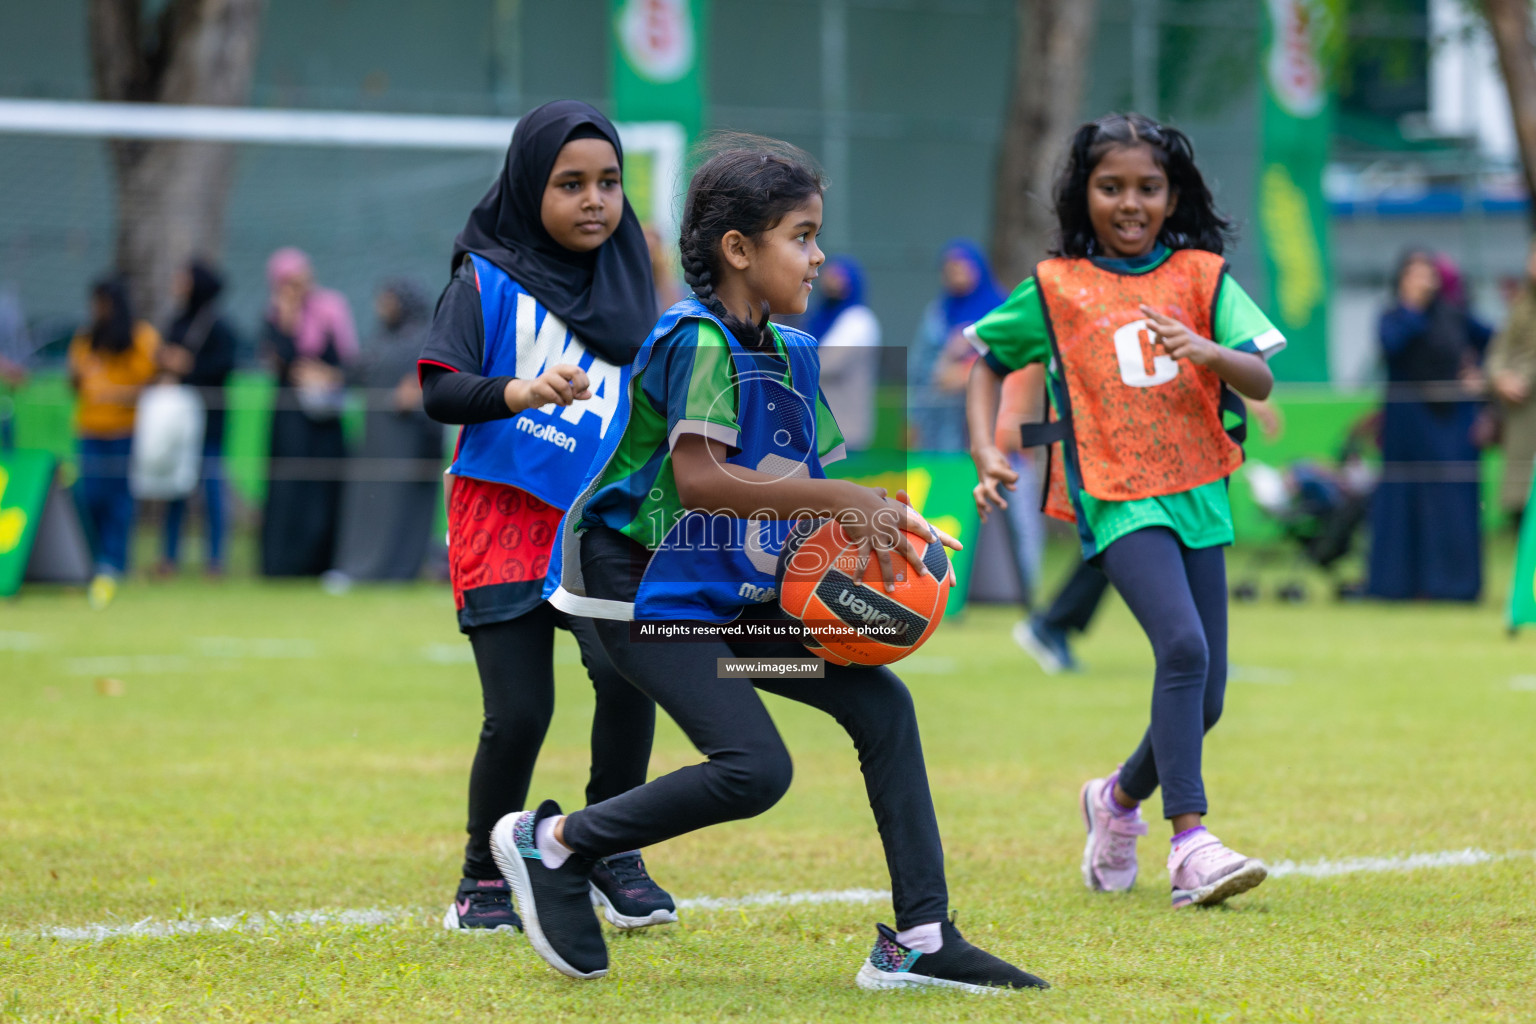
(1036, 250, 1242, 521)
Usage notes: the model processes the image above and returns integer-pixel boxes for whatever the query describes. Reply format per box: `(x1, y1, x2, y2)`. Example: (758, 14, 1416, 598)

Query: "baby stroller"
(1232, 423, 1377, 602)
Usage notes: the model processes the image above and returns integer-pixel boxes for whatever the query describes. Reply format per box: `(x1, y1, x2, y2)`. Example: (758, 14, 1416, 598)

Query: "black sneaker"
(441, 877, 522, 932)
(490, 800, 607, 979)
(855, 918, 1050, 993)
(589, 851, 678, 929)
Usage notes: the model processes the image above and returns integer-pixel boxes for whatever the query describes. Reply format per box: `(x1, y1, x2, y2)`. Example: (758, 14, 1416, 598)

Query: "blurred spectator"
(157, 259, 238, 577)
(1485, 241, 1536, 527)
(807, 255, 879, 451)
(259, 247, 356, 578)
(0, 283, 29, 450)
(643, 223, 685, 312)
(326, 279, 443, 584)
(68, 277, 160, 607)
(909, 239, 1003, 451)
(1367, 250, 1490, 602)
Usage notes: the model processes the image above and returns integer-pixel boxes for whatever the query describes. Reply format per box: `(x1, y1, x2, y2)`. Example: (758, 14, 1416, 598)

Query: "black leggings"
(461, 603, 656, 880)
(1097, 527, 1228, 819)
(559, 527, 949, 930)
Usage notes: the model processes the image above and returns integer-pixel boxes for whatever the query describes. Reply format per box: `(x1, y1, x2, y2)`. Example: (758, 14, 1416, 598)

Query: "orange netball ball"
(775, 518, 952, 666)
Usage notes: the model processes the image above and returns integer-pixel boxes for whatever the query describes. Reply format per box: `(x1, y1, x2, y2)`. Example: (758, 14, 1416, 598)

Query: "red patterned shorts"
(447, 475, 564, 612)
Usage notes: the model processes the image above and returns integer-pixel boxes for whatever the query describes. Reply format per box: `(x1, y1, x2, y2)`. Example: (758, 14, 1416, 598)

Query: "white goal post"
(0, 98, 686, 239)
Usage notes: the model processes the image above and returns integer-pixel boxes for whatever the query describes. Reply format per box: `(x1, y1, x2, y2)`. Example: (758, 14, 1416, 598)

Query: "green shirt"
(967, 245, 1285, 557)
(582, 318, 846, 550)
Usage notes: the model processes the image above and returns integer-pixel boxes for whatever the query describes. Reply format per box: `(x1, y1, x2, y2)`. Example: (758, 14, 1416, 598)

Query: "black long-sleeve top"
(417, 260, 519, 425)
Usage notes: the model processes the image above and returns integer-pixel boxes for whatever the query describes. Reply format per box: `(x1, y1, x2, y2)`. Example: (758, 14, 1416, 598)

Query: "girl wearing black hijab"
(159, 259, 238, 577)
(417, 100, 673, 933)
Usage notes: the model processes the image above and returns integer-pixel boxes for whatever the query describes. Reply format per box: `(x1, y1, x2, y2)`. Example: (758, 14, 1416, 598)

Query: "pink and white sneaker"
(1167, 828, 1267, 908)
(1079, 770, 1148, 892)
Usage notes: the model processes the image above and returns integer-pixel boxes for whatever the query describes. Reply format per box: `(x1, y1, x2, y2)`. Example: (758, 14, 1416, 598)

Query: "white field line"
(24, 850, 1534, 943)
(0, 631, 46, 651)
(1229, 665, 1294, 685)
(29, 888, 892, 942)
(1509, 675, 1536, 692)
(675, 887, 889, 912)
(1267, 847, 1533, 878)
(193, 637, 318, 659)
(62, 655, 200, 676)
(38, 908, 415, 941)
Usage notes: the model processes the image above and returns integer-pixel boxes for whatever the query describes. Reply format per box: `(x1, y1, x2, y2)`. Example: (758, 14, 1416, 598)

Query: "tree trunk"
(990, 0, 1099, 289)
(89, 0, 265, 324)
(1484, 0, 1536, 230)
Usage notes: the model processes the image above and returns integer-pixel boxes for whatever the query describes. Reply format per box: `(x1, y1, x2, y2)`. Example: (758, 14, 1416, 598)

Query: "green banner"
(0, 449, 55, 597)
(1508, 465, 1536, 631)
(1258, 0, 1334, 383)
(610, 0, 706, 142)
(830, 451, 982, 618)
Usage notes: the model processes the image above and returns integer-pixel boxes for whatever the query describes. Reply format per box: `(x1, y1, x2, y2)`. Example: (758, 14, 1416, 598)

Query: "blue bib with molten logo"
(546, 298, 830, 622)
(448, 254, 631, 511)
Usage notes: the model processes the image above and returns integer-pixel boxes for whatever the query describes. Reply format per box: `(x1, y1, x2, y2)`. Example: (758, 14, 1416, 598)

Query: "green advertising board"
(610, 0, 706, 142)
(0, 448, 56, 596)
(830, 451, 982, 618)
(1258, 0, 1335, 383)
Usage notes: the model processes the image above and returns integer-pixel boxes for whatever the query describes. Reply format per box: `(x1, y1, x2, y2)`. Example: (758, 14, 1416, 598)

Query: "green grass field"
(3, 554, 1535, 1022)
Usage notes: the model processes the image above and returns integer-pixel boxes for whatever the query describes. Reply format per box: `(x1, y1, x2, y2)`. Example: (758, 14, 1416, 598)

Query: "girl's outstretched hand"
(970, 445, 1018, 522)
(1139, 304, 1220, 367)
(836, 484, 959, 594)
(1140, 302, 1274, 399)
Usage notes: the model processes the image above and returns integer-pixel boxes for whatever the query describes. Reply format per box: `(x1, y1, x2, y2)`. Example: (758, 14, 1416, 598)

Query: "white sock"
(895, 921, 943, 954)
(535, 815, 572, 870)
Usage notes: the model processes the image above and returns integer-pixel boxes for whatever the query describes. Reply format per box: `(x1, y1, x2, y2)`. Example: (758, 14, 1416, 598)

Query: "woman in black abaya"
(328, 279, 444, 582)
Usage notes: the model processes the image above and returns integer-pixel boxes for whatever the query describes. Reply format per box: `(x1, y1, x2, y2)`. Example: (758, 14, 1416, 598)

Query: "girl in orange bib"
(965, 114, 1284, 908)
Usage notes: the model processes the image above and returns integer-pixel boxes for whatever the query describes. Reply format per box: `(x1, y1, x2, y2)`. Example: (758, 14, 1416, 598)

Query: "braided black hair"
(1051, 112, 1235, 259)
(678, 134, 824, 349)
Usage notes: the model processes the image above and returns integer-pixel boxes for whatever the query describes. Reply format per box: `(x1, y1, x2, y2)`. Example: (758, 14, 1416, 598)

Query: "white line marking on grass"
(32, 851, 1536, 942)
(1229, 665, 1293, 685)
(0, 631, 46, 651)
(62, 655, 197, 676)
(1509, 675, 1536, 692)
(31, 889, 894, 942)
(38, 907, 418, 941)
(675, 888, 890, 911)
(1269, 848, 1535, 879)
(193, 637, 318, 659)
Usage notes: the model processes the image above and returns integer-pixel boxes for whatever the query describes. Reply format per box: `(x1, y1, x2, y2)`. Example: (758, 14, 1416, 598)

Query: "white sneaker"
(1079, 769, 1147, 891)
(1013, 619, 1062, 675)
(1168, 829, 1267, 908)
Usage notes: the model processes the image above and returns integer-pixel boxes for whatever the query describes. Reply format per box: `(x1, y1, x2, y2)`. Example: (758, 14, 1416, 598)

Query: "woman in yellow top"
(68, 278, 160, 602)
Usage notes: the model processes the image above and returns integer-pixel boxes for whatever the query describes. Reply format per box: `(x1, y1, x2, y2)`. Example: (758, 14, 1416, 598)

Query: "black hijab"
(166, 261, 225, 350)
(185, 260, 224, 317)
(451, 100, 656, 365)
